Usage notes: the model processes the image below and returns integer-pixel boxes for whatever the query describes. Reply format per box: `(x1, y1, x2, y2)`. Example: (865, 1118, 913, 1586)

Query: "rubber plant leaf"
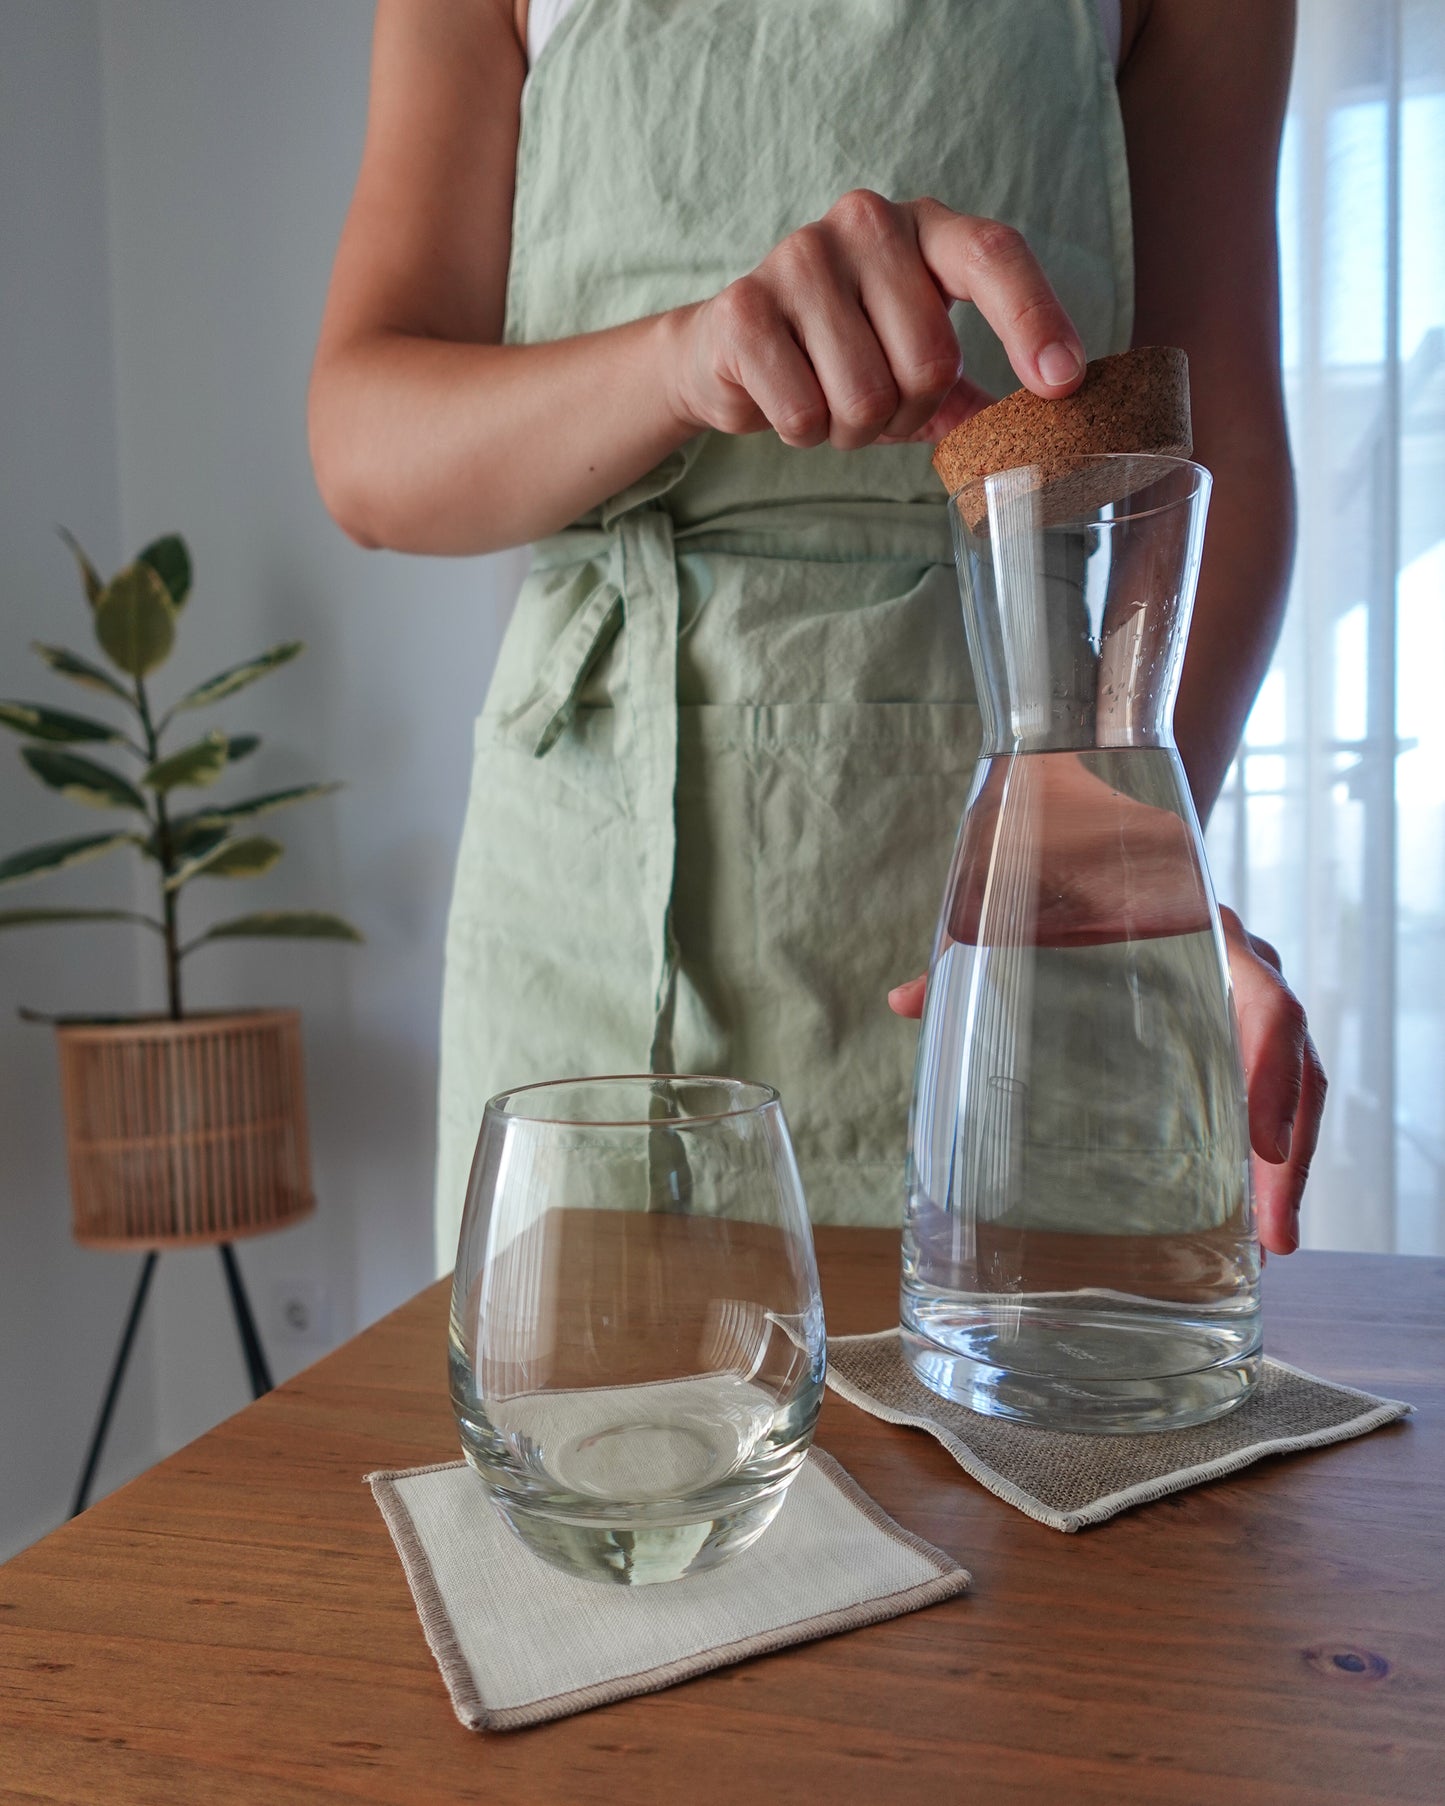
(165, 834, 284, 891)
(31, 642, 135, 705)
(155, 820, 231, 863)
(0, 701, 127, 745)
(192, 910, 363, 945)
(21, 746, 148, 811)
(175, 781, 340, 832)
(0, 907, 161, 934)
(138, 534, 192, 611)
(93, 561, 176, 678)
(0, 830, 138, 887)
(172, 642, 303, 712)
(143, 730, 230, 793)
(56, 527, 104, 606)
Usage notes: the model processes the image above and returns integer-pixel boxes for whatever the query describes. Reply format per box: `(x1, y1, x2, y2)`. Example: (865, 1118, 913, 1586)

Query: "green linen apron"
(435, 0, 1132, 1271)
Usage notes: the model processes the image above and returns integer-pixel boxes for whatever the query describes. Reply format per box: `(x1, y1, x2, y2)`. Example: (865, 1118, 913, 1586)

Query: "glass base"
(901, 1308, 1261, 1434)
(479, 1472, 792, 1586)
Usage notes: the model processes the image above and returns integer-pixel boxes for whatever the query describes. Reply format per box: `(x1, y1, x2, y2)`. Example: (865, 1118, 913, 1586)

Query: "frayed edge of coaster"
(365, 1449, 970, 1730)
(823, 1339, 1414, 1532)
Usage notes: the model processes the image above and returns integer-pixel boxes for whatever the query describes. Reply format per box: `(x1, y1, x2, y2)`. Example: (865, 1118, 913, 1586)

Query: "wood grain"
(1, 1236, 1439, 1806)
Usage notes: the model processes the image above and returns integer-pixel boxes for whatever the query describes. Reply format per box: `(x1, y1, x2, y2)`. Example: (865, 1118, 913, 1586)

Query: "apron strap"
(618, 508, 682, 1067)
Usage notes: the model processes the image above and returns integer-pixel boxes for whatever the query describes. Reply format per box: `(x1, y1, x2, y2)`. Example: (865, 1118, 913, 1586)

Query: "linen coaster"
(826, 1330, 1413, 1533)
(367, 1448, 968, 1731)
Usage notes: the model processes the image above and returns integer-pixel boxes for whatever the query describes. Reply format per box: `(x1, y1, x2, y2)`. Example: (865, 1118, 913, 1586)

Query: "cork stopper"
(932, 346, 1192, 530)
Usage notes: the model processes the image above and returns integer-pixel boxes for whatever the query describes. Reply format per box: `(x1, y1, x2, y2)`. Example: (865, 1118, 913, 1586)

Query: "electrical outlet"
(270, 1277, 332, 1344)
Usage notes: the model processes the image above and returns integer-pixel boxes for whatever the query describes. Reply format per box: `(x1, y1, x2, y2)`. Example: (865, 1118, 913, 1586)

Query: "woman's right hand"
(663, 190, 1087, 453)
(316, 33, 1086, 561)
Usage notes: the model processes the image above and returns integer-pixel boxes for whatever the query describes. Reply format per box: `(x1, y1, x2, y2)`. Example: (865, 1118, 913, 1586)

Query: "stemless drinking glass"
(448, 1075, 826, 1585)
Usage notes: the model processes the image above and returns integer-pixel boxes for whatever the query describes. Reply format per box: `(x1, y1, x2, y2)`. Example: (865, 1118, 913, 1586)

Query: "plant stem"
(135, 675, 183, 1020)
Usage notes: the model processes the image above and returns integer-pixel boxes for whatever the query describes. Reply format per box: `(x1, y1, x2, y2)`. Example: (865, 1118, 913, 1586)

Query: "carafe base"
(901, 1301, 1261, 1435)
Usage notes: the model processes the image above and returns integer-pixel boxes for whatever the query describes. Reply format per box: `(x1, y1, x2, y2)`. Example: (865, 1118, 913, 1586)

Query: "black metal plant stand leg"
(71, 1241, 274, 1519)
(70, 1251, 158, 1520)
(219, 1241, 274, 1397)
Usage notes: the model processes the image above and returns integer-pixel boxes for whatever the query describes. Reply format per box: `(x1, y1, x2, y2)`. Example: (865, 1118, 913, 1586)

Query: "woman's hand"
(663, 190, 1086, 453)
(887, 902, 1326, 1257)
(1218, 906, 1327, 1256)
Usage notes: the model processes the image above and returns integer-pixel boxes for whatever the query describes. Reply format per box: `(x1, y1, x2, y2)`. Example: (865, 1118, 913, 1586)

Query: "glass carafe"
(903, 455, 1260, 1433)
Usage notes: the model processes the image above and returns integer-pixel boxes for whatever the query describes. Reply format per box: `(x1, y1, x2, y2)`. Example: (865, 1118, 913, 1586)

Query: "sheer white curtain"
(1205, 0, 1445, 1254)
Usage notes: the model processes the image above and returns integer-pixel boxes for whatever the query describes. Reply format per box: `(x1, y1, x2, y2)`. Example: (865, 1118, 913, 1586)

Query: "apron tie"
(496, 558, 623, 757)
(496, 485, 960, 1073)
(498, 505, 682, 1068)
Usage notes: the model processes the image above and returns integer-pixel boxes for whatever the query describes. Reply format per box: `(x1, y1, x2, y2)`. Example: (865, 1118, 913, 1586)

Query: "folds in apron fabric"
(435, 0, 1132, 1268)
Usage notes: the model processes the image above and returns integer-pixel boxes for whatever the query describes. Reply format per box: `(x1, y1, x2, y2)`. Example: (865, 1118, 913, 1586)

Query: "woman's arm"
(309, 0, 1088, 557)
(1118, 0, 1297, 817)
(308, 0, 699, 554)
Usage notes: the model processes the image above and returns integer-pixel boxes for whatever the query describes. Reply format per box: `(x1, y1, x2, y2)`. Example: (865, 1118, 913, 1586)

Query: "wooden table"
(2, 1234, 1440, 1804)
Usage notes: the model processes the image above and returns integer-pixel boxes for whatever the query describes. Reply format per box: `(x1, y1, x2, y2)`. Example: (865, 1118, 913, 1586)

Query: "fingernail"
(1274, 1121, 1293, 1163)
(1038, 341, 1083, 386)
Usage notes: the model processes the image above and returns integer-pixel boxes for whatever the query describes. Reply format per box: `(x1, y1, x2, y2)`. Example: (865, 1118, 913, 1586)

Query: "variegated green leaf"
(93, 561, 175, 677)
(143, 730, 229, 793)
(160, 828, 233, 885)
(175, 781, 339, 834)
(0, 701, 127, 745)
(138, 534, 192, 610)
(152, 820, 230, 863)
(190, 909, 363, 948)
(226, 734, 260, 762)
(57, 526, 104, 606)
(172, 642, 303, 712)
(165, 833, 283, 890)
(0, 830, 138, 887)
(21, 747, 148, 811)
(0, 906, 161, 933)
(31, 642, 135, 705)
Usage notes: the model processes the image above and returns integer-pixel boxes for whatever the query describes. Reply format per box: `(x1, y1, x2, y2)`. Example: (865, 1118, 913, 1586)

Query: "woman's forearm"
(308, 311, 698, 556)
(1174, 431, 1295, 820)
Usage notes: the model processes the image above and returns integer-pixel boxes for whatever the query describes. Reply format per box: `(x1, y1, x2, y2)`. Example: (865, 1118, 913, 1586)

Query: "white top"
(528, 0, 1123, 72)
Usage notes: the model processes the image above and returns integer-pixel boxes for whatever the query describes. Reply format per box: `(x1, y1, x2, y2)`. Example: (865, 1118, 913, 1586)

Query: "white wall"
(1, 0, 523, 1552)
(0, 0, 156, 1559)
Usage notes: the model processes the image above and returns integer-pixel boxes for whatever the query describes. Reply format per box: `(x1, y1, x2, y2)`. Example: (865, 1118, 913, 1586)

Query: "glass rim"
(483, 1072, 781, 1127)
(948, 451, 1210, 528)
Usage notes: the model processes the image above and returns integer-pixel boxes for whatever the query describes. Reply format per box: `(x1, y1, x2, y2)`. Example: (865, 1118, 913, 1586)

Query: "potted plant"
(0, 530, 361, 1251)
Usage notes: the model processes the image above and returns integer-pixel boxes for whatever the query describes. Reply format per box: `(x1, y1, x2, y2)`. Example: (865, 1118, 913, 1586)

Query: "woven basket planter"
(55, 1009, 315, 1249)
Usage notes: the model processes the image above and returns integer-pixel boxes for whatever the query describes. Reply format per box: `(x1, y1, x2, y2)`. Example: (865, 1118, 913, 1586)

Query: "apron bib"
(435, 0, 1131, 1269)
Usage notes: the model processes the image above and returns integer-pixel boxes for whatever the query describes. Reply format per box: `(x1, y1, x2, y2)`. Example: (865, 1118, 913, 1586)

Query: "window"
(1206, 0, 1445, 1253)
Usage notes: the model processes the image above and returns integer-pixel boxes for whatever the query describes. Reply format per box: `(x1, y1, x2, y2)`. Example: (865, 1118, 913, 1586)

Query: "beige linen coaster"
(826, 1330, 1412, 1533)
(367, 1448, 968, 1731)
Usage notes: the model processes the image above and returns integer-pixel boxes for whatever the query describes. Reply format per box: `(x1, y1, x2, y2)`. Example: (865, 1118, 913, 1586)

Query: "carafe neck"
(949, 458, 1211, 757)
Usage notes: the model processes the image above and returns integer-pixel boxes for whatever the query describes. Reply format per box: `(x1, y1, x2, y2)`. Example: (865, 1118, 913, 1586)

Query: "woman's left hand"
(1215, 907, 1327, 1255)
(887, 904, 1327, 1256)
